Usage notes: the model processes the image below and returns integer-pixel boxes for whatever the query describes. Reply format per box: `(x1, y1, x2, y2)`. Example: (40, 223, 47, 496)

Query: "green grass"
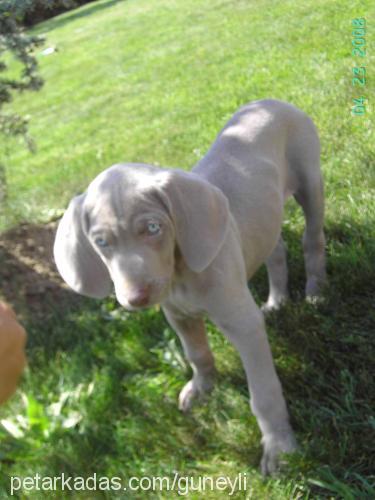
(0, 0, 374, 498)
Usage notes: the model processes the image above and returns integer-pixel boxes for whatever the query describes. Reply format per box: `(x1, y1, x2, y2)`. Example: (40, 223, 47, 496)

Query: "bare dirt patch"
(0, 221, 79, 320)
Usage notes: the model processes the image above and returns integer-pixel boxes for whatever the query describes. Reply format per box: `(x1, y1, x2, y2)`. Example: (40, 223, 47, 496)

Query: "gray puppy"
(54, 99, 326, 474)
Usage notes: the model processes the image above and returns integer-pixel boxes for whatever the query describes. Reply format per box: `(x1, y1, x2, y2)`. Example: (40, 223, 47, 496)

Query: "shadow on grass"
(1, 216, 374, 495)
(251, 218, 375, 492)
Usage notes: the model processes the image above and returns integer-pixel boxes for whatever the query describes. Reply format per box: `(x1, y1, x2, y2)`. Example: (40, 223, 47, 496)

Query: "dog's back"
(193, 99, 322, 277)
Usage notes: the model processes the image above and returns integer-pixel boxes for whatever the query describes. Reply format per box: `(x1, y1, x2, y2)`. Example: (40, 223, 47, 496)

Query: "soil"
(0, 221, 79, 321)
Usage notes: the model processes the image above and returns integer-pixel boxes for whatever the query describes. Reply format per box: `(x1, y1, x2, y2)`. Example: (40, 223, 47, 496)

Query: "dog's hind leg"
(287, 113, 327, 301)
(294, 174, 326, 301)
(263, 236, 289, 312)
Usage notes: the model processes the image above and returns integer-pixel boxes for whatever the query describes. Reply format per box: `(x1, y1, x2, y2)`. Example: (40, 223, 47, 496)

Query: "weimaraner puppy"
(54, 99, 326, 475)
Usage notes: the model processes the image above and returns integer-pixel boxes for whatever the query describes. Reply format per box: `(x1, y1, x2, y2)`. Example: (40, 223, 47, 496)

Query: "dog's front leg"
(162, 306, 216, 412)
(208, 288, 297, 475)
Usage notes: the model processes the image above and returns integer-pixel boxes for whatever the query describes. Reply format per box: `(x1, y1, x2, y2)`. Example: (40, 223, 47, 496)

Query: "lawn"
(0, 0, 374, 498)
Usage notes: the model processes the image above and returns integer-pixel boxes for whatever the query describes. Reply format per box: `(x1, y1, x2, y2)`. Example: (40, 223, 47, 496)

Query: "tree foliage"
(0, 1, 44, 201)
(0, 1, 43, 144)
(21, 1, 95, 26)
(0, 1, 94, 202)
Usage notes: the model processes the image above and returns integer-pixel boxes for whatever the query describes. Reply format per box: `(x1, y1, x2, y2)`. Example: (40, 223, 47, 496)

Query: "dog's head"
(54, 163, 230, 310)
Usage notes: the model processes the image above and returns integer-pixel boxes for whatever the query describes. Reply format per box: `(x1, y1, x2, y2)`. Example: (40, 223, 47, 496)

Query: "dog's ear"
(157, 170, 230, 273)
(53, 193, 112, 298)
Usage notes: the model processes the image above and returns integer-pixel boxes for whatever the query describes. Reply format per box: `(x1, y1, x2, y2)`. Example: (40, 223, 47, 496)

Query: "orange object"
(0, 302, 27, 405)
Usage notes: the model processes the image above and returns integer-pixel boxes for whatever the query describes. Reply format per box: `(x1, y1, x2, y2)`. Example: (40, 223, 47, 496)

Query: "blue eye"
(94, 237, 108, 247)
(147, 221, 161, 235)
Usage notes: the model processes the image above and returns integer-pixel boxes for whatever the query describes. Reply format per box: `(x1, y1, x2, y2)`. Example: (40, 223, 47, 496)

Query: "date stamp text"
(351, 18, 367, 116)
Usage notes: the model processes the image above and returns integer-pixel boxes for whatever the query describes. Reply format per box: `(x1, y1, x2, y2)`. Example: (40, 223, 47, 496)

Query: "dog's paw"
(260, 430, 298, 476)
(305, 276, 326, 302)
(178, 375, 214, 413)
(178, 380, 198, 412)
(306, 294, 325, 306)
(261, 295, 288, 313)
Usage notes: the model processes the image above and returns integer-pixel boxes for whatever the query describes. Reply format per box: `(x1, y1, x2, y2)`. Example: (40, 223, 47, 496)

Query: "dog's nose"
(127, 287, 150, 308)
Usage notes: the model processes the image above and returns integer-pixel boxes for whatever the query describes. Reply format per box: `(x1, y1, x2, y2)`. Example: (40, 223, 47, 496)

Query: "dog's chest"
(166, 280, 206, 317)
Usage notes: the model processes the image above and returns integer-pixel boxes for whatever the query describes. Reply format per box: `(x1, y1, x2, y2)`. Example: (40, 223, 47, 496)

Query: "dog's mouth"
(115, 279, 171, 311)
(121, 296, 155, 311)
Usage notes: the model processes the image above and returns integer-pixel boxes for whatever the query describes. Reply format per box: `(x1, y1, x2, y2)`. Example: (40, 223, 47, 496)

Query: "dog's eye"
(94, 236, 109, 248)
(146, 221, 161, 235)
